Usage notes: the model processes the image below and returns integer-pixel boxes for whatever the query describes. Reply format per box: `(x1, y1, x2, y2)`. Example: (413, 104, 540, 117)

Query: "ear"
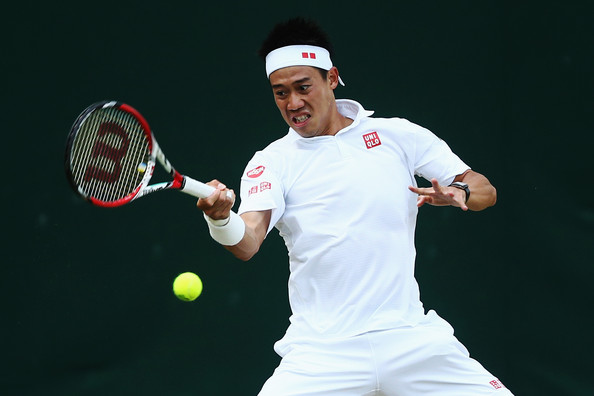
(327, 67, 340, 89)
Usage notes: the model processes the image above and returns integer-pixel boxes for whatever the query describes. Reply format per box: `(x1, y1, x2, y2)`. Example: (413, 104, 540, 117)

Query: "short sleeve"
(413, 126, 470, 186)
(237, 153, 285, 235)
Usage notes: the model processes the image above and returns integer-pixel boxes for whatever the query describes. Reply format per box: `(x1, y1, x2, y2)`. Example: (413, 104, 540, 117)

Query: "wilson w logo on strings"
(83, 122, 130, 183)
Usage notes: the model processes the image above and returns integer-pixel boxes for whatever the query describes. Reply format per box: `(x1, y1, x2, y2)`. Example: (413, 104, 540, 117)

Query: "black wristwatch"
(449, 182, 470, 202)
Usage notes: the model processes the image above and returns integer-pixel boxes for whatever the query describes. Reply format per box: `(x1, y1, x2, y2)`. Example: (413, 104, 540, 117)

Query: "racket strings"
(70, 107, 151, 203)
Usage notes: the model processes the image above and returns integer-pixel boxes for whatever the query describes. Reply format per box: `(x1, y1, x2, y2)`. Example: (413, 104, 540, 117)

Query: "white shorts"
(258, 311, 513, 396)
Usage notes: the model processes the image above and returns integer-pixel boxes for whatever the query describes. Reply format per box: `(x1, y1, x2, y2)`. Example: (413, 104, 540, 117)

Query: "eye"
(275, 90, 287, 98)
(299, 85, 311, 92)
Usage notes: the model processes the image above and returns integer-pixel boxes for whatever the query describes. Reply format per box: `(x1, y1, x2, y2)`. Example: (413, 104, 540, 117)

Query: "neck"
(333, 115, 354, 135)
(325, 108, 354, 136)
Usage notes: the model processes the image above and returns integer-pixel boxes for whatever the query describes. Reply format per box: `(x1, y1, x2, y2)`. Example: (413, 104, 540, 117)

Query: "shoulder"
(243, 131, 295, 175)
(364, 115, 426, 132)
(359, 116, 433, 147)
(254, 131, 295, 161)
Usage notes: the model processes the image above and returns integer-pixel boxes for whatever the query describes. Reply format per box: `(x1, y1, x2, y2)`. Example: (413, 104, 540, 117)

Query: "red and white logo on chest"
(363, 132, 381, 149)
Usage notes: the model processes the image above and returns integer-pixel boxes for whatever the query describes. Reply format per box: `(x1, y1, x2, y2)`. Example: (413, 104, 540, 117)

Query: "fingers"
(409, 179, 443, 196)
(409, 179, 468, 211)
(408, 185, 430, 196)
(416, 195, 430, 208)
(454, 190, 469, 211)
(430, 178, 442, 193)
(196, 179, 235, 219)
(441, 188, 468, 211)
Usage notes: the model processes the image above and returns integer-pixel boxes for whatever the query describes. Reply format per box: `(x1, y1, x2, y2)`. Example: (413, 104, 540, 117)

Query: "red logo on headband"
(302, 52, 317, 59)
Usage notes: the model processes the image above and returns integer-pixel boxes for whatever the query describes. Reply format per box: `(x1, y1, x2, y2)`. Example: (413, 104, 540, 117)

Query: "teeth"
(294, 115, 309, 123)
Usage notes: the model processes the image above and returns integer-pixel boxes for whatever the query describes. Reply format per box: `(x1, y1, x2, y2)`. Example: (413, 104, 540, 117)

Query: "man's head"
(260, 18, 348, 137)
(258, 17, 335, 82)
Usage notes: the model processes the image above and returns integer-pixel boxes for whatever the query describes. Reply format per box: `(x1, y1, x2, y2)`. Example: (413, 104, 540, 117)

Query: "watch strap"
(449, 181, 470, 202)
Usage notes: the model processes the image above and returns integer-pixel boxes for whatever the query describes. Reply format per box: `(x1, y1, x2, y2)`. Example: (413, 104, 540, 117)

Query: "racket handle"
(182, 177, 233, 199)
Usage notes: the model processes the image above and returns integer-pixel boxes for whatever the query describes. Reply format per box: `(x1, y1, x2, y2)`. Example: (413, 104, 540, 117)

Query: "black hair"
(258, 17, 335, 61)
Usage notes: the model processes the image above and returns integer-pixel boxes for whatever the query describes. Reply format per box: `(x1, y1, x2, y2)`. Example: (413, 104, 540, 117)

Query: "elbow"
(489, 185, 497, 207)
(236, 253, 254, 262)
(229, 245, 260, 262)
(477, 185, 497, 210)
(469, 185, 497, 211)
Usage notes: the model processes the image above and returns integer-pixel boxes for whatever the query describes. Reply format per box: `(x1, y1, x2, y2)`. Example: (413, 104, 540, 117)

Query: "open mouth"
(292, 114, 311, 125)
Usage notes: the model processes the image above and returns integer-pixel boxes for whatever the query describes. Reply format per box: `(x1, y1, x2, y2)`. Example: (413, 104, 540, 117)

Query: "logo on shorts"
(247, 165, 265, 178)
(489, 380, 504, 389)
(363, 132, 381, 149)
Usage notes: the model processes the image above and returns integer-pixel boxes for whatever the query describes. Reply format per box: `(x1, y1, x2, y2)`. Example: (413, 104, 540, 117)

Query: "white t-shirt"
(238, 99, 469, 355)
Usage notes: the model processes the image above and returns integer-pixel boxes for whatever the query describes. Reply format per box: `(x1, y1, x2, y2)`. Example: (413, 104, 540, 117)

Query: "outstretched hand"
(408, 178, 468, 211)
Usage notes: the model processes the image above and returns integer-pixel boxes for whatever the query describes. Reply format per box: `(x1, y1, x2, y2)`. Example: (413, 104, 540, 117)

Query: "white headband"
(265, 45, 345, 86)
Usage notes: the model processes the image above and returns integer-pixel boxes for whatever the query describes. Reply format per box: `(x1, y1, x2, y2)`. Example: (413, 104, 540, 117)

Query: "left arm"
(408, 170, 497, 211)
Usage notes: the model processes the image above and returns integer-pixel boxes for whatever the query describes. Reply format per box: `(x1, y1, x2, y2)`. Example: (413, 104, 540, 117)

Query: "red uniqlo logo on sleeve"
(363, 132, 381, 149)
(248, 186, 259, 196)
(260, 182, 271, 191)
(247, 165, 265, 178)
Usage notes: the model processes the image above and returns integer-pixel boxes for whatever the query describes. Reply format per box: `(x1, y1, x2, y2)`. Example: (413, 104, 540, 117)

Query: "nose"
(287, 92, 304, 111)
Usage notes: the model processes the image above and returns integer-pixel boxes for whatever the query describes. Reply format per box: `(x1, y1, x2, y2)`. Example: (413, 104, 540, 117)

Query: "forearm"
(220, 211, 271, 261)
(454, 170, 497, 211)
(224, 223, 264, 261)
(197, 182, 271, 261)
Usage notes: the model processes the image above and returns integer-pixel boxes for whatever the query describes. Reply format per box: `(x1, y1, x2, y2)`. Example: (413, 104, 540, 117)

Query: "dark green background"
(3, 1, 593, 395)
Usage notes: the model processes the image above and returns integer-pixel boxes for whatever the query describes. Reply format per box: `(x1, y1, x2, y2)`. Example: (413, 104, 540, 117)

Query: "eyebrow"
(271, 77, 312, 89)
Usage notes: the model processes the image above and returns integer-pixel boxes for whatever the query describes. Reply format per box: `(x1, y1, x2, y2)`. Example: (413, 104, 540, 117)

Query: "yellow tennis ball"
(173, 272, 203, 302)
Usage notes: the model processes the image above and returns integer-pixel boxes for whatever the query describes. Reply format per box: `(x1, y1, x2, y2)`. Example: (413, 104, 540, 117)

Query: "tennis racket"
(65, 100, 224, 207)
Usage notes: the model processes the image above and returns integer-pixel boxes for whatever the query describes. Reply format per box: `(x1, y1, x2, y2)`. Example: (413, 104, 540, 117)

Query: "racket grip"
(182, 177, 233, 199)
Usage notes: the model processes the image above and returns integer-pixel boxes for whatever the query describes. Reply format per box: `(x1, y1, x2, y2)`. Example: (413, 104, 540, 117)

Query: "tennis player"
(197, 17, 513, 396)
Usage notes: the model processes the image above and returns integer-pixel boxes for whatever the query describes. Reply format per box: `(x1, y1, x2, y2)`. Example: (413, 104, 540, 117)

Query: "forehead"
(269, 66, 322, 86)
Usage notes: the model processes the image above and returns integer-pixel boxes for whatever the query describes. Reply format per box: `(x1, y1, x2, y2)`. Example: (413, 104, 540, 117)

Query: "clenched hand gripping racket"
(65, 101, 223, 207)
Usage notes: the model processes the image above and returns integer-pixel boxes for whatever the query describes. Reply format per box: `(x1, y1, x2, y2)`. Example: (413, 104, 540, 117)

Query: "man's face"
(269, 66, 340, 138)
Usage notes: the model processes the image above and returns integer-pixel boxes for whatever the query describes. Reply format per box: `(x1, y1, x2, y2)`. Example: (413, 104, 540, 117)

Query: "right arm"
(196, 180, 271, 261)
(226, 210, 271, 261)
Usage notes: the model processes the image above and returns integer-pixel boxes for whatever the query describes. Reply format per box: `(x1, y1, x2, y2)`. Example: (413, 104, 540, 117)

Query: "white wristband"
(203, 212, 245, 246)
